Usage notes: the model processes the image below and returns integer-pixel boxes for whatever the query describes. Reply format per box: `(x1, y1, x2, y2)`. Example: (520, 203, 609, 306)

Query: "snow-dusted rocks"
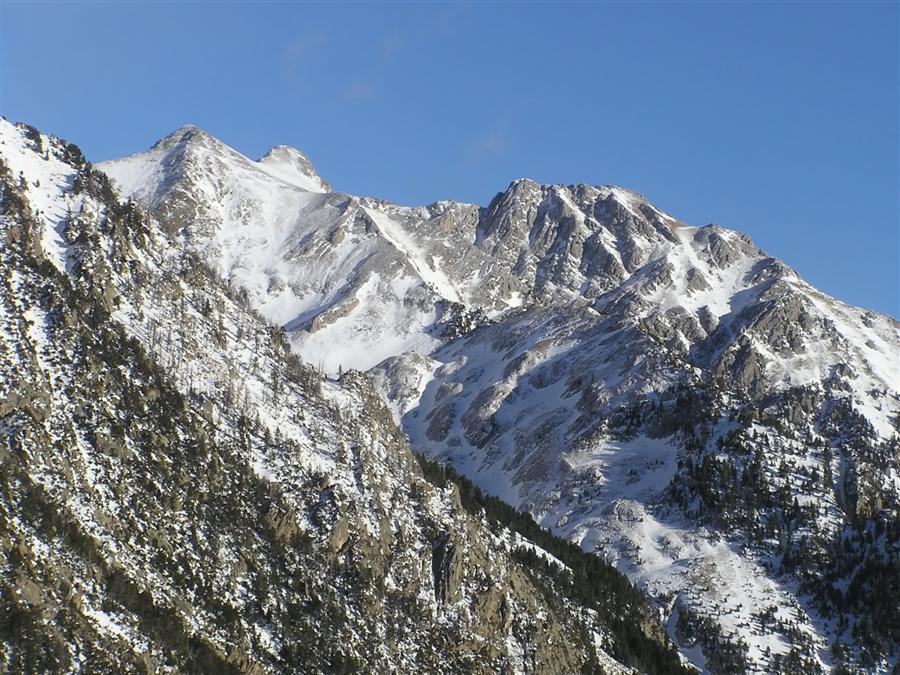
(257, 144, 331, 193)
(91, 123, 900, 673)
(1, 120, 694, 673)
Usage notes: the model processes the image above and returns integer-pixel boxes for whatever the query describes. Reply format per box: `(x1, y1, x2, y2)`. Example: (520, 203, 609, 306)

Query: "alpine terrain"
(1, 119, 896, 673)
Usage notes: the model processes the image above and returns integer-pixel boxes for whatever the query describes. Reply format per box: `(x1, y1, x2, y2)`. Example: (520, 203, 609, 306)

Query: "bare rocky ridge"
(96, 125, 900, 673)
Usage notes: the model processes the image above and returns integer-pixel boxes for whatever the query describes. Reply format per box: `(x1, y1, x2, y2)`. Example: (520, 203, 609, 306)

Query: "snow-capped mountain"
(100, 130, 897, 435)
(0, 120, 695, 673)
(100, 126, 494, 373)
(97, 125, 900, 673)
(53, 122, 900, 672)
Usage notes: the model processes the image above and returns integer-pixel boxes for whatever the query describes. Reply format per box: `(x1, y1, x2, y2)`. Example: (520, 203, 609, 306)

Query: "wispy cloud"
(377, 33, 403, 62)
(331, 8, 469, 106)
(336, 32, 398, 104)
(342, 81, 378, 102)
(282, 10, 468, 106)
(283, 32, 326, 77)
(466, 133, 508, 161)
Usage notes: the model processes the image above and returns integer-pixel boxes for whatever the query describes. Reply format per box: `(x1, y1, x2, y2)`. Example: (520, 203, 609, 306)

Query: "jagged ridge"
(0, 120, 692, 673)
(94, 123, 900, 673)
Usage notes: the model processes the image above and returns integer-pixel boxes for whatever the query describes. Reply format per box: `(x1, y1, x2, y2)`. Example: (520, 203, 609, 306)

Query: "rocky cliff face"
(96, 125, 899, 673)
(0, 120, 692, 673)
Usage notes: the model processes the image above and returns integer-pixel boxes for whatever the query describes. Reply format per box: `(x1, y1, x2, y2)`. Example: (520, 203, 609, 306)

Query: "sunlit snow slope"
(2, 118, 701, 675)
(100, 125, 900, 674)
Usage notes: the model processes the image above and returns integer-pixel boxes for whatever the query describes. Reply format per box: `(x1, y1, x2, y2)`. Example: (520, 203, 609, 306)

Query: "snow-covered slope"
(99, 128, 489, 373)
(101, 133, 898, 431)
(374, 299, 898, 671)
(2, 119, 696, 674)
(98, 125, 900, 673)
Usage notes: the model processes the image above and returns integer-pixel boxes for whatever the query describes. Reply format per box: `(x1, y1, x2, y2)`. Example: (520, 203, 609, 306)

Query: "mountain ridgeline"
(2, 119, 898, 673)
(0, 123, 694, 673)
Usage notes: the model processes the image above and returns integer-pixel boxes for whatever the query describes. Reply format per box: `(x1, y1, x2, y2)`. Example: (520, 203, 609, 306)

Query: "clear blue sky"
(3, 1, 897, 316)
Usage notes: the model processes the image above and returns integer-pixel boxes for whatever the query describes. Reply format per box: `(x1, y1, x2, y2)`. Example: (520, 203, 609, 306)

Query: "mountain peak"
(172, 123, 202, 134)
(260, 144, 308, 162)
(151, 124, 218, 151)
(258, 143, 330, 192)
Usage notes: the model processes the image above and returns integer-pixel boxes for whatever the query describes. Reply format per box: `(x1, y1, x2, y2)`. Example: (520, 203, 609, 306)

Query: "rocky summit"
(1, 119, 897, 674)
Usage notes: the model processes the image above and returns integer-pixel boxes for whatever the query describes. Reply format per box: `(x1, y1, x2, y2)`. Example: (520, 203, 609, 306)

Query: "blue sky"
(2, 1, 897, 316)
